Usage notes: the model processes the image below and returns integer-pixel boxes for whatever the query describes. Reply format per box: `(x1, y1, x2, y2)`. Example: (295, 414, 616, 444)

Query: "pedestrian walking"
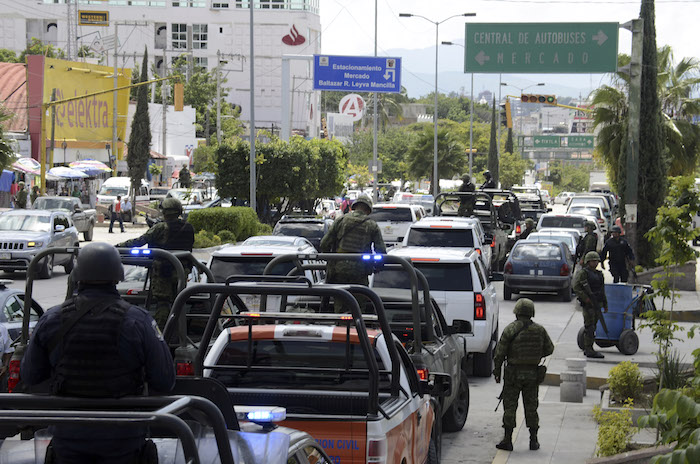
(519, 218, 537, 240)
(573, 251, 608, 359)
(493, 298, 554, 451)
(14, 182, 27, 209)
(576, 221, 598, 264)
(480, 170, 496, 189)
(601, 225, 635, 283)
(118, 198, 195, 328)
(21, 242, 175, 464)
(108, 195, 124, 233)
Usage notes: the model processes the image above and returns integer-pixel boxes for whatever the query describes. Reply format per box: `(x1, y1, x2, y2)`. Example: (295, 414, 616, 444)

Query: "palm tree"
(406, 124, 466, 192)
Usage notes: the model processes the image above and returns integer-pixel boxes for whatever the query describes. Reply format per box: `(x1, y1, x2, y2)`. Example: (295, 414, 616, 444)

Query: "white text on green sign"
(533, 136, 560, 148)
(464, 23, 618, 73)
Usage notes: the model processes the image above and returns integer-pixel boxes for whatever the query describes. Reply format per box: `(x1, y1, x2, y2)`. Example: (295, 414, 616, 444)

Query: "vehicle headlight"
(26, 241, 43, 248)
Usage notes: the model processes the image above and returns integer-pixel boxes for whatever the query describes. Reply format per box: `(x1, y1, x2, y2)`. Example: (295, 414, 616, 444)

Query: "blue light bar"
(142, 249, 151, 255)
(130, 249, 140, 255)
(373, 254, 383, 261)
(129, 248, 152, 256)
(237, 406, 287, 423)
(362, 254, 371, 260)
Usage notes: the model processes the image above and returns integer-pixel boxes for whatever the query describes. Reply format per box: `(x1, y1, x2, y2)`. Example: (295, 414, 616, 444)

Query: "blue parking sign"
(313, 55, 402, 93)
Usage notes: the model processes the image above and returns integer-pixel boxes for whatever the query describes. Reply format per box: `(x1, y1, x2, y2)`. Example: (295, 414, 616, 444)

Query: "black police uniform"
(601, 236, 635, 283)
(21, 286, 175, 463)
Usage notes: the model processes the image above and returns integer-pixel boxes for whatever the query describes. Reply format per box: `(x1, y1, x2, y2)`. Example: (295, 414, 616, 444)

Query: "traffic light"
(521, 94, 557, 105)
(500, 100, 513, 128)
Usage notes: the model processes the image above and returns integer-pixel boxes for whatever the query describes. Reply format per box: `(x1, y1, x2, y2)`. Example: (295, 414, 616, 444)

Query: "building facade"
(0, 0, 321, 138)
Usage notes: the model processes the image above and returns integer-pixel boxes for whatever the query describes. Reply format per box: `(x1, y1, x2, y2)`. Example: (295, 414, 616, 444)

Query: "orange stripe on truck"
(331, 327, 379, 343)
(283, 420, 367, 464)
(229, 326, 276, 341)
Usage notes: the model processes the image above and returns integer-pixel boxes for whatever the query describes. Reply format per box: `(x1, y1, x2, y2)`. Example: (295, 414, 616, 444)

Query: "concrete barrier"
(586, 444, 674, 464)
(630, 261, 696, 291)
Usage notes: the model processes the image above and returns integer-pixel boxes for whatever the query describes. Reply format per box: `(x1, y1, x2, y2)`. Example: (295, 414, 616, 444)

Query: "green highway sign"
(464, 23, 618, 73)
(567, 135, 595, 148)
(533, 136, 560, 148)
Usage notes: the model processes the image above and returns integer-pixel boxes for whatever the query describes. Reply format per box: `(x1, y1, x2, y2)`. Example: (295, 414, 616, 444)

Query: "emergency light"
(236, 406, 287, 423)
(362, 254, 383, 261)
(129, 248, 152, 255)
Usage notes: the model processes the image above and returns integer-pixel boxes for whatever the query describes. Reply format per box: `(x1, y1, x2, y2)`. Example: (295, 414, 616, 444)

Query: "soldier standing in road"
(576, 221, 598, 264)
(573, 251, 608, 359)
(457, 174, 476, 217)
(493, 298, 554, 451)
(601, 225, 635, 283)
(519, 218, 537, 240)
(480, 170, 496, 189)
(30, 185, 40, 206)
(15, 182, 27, 209)
(320, 194, 386, 306)
(118, 197, 195, 328)
(21, 242, 175, 464)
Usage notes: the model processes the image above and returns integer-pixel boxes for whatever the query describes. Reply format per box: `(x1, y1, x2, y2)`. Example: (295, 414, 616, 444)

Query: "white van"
(369, 203, 425, 247)
(97, 177, 150, 221)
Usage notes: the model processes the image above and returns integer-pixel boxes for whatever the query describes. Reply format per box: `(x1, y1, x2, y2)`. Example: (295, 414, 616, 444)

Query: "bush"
(608, 361, 643, 403)
(187, 207, 259, 241)
(193, 230, 221, 249)
(217, 230, 237, 244)
(593, 402, 635, 457)
(257, 223, 273, 235)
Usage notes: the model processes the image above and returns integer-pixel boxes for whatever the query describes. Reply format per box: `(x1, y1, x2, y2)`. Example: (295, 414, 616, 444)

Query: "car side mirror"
(490, 272, 505, 282)
(420, 372, 452, 397)
(449, 319, 471, 335)
(54, 224, 65, 233)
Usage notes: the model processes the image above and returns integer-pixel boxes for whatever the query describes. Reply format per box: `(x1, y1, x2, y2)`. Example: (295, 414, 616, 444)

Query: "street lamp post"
(501, 82, 545, 157)
(400, 12, 475, 197)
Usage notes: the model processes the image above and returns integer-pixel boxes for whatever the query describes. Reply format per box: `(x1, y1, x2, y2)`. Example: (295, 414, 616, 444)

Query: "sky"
(319, 0, 700, 98)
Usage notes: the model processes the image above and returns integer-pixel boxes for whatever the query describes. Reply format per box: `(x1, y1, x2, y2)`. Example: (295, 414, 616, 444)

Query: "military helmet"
(161, 197, 183, 217)
(584, 251, 601, 264)
(74, 242, 124, 283)
(525, 218, 535, 227)
(352, 194, 373, 212)
(513, 298, 535, 318)
(585, 220, 596, 230)
(18, 181, 24, 187)
(483, 170, 492, 179)
(611, 225, 622, 234)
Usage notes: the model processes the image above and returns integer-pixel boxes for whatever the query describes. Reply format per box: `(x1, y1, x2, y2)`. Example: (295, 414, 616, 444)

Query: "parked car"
(369, 203, 426, 247)
(272, 215, 332, 250)
(0, 279, 43, 341)
(0, 210, 79, 279)
(566, 203, 609, 235)
(537, 213, 603, 251)
(525, 231, 579, 261)
(504, 239, 574, 302)
(554, 191, 575, 204)
(96, 177, 149, 221)
(314, 198, 339, 219)
(165, 188, 210, 206)
(569, 195, 614, 229)
(148, 186, 170, 202)
(539, 189, 552, 205)
(32, 196, 96, 241)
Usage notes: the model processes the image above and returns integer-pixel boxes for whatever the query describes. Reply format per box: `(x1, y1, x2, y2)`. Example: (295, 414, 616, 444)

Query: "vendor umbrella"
(48, 167, 89, 179)
(69, 159, 111, 176)
(11, 158, 42, 175)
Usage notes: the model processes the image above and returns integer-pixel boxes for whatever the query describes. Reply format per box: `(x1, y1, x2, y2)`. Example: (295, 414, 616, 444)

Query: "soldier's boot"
(496, 427, 514, 451)
(529, 428, 540, 450)
(585, 350, 604, 359)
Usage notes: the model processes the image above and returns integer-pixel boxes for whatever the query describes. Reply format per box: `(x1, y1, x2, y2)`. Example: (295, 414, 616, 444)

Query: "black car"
(272, 215, 333, 249)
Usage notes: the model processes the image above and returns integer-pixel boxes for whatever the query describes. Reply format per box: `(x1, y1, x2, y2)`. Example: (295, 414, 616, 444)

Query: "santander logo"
(282, 25, 305, 46)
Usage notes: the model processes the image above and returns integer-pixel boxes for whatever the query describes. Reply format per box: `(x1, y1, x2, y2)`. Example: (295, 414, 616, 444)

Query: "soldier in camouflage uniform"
(15, 182, 27, 209)
(457, 175, 476, 217)
(320, 195, 386, 311)
(573, 251, 608, 358)
(493, 298, 554, 451)
(576, 221, 598, 264)
(118, 198, 195, 328)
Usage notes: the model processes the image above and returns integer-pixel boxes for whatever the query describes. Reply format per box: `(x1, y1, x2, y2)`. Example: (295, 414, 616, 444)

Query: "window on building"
(194, 57, 208, 69)
(212, 1, 229, 7)
(259, 0, 285, 8)
(173, 0, 205, 6)
(192, 24, 208, 49)
(172, 23, 187, 49)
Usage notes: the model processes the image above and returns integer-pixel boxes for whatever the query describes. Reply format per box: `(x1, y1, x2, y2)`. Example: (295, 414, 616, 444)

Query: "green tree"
(126, 48, 151, 217)
(192, 145, 217, 173)
(505, 128, 514, 154)
(406, 123, 466, 192)
(346, 127, 414, 183)
(19, 38, 64, 62)
(0, 107, 17, 171)
(487, 98, 499, 185)
(0, 49, 18, 63)
(499, 151, 532, 189)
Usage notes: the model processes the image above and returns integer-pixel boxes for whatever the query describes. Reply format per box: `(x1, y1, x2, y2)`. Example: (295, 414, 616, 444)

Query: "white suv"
(401, 217, 493, 271)
(371, 246, 499, 377)
(369, 203, 425, 247)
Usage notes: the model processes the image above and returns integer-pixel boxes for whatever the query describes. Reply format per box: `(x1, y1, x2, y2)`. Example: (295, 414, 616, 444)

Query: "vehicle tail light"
(490, 241, 495, 248)
(476, 248, 481, 255)
(367, 437, 387, 463)
(475, 293, 486, 320)
(515, 224, 521, 234)
(176, 362, 195, 376)
(416, 368, 429, 381)
(8, 359, 21, 393)
(504, 262, 513, 274)
(560, 263, 570, 276)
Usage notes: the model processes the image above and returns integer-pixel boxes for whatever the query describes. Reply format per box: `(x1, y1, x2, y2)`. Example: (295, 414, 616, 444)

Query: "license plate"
(384, 226, 393, 233)
(0, 253, 10, 260)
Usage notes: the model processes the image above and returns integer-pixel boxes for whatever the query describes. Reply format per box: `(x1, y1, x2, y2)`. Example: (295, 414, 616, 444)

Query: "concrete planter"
(630, 261, 696, 291)
(586, 444, 674, 464)
(599, 389, 651, 427)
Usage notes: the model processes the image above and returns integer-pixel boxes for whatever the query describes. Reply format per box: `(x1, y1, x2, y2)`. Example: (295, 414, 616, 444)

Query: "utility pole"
(372, 0, 379, 202)
(162, 52, 168, 160)
(216, 50, 221, 145)
(249, 3, 257, 212)
(66, 0, 77, 60)
(469, 73, 474, 179)
(497, 73, 502, 158)
(49, 89, 57, 168)
(112, 22, 119, 175)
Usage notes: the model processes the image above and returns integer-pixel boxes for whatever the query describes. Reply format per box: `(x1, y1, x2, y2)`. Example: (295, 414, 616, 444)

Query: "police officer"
(15, 181, 27, 209)
(519, 218, 537, 240)
(21, 242, 175, 464)
(118, 197, 195, 328)
(458, 174, 476, 217)
(573, 251, 608, 358)
(493, 298, 554, 451)
(576, 221, 598, 264)
(601, 225, 635, 283)
(320, 194, 386, 287)
(480, 170, 496, 189)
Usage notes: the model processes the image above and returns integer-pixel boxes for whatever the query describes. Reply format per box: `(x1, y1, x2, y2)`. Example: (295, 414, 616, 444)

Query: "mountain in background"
(386, 40, 610, 101)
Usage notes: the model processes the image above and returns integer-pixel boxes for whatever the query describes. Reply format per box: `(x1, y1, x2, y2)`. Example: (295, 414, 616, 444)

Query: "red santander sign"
(282, 25, 305, 46)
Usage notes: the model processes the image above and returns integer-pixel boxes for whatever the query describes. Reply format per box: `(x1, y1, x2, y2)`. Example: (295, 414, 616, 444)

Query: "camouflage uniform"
(118, 200, 194, 328)
(493, 298, 554, 451)
(15, 184, 27, 209)
(457, 175, 476, 217)
(573, 251, 608, 358)
(576, 222, 598, 262)
(30, 186, 40, 206)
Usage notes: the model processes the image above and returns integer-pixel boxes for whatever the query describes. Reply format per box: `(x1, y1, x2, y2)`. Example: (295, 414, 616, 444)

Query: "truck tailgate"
(283, 419, 367, 463)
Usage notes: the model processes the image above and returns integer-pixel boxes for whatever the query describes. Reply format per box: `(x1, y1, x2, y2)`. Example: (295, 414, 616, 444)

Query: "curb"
(542, 373, 608, 390)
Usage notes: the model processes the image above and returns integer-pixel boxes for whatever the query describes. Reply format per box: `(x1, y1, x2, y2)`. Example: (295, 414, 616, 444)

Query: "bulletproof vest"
(336, 213, 372, 253)
(585, 267, 605, 300)
(159, 220, 195, 252)
(508, 321, 546, 365)
(51, 297, 144, 398)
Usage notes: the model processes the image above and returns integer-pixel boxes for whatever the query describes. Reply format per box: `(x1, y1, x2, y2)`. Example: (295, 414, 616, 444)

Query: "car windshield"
(32, 198, 73, 210)
(168, 191, 200, 203)
(369, 208, 413, 222)
(373, 263, 473, 292)
(0, 214, 51, 232)
(98, 186, 128, 196)
(571, 198, 606, 209)
(150, 188, 169, 195)
(513, 187, 538, 195)
(569, 207, 601, 218)
(407, 228, 474, 247)
(528, 234, 575, 250)
(209, 257, 296, 283)
(273, 223, 325, 241)
(540, 216, 585, 229)
(512, 243, 562, 260)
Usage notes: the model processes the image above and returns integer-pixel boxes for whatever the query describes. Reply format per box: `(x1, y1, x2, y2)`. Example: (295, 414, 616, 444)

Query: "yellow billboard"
(42, 57, 131, 153)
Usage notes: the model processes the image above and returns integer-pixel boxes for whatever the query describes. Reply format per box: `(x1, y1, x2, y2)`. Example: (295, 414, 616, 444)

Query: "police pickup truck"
(164, 277, 450, 464)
